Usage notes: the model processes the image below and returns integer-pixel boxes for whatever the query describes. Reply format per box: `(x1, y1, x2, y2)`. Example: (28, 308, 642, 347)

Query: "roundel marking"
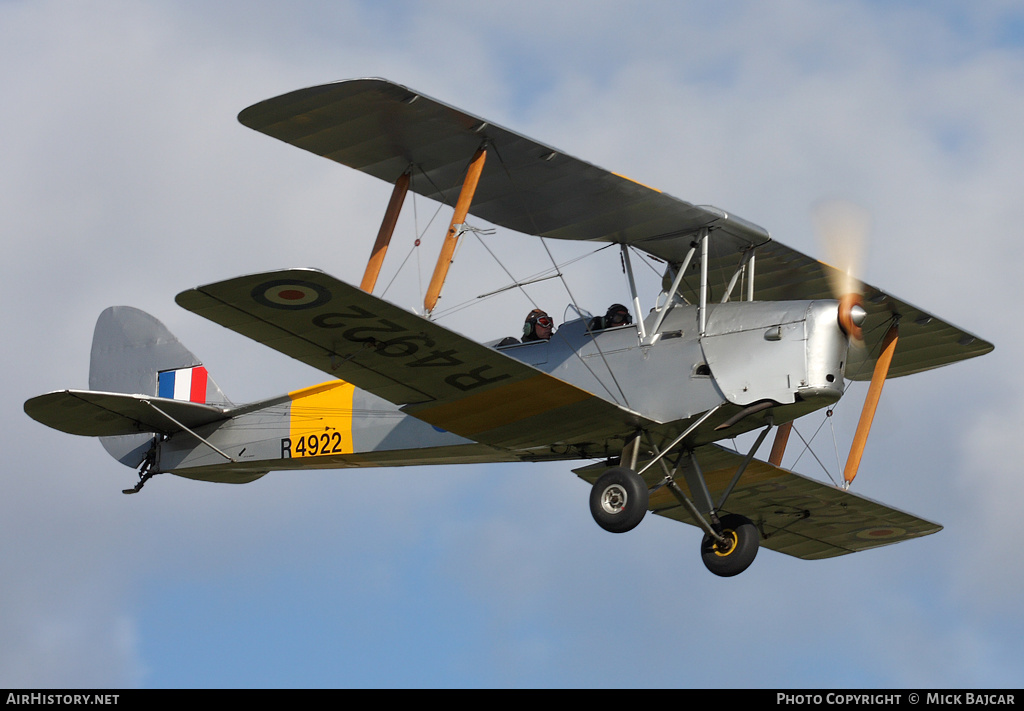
(252, 279, 331, 310)
(854, 526, 907, 541)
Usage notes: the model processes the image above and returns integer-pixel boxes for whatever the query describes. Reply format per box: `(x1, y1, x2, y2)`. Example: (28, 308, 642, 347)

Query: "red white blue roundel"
(853, 526, 907, 541)
(252, 279, 331, 310)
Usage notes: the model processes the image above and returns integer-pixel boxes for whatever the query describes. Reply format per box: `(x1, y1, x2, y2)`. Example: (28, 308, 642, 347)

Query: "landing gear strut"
(633, 418, 769, 577)
(586, 420, 772, 576)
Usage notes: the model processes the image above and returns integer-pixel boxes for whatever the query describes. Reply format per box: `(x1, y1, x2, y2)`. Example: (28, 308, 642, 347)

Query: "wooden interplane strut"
(360, 170, 410, 294)
(769, 421, 793, 467)
(844, 322, 900, 486)
(424, 146, 488, 314)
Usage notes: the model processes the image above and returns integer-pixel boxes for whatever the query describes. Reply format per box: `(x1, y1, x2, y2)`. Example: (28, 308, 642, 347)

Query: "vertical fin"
(89, 306, 231, 467)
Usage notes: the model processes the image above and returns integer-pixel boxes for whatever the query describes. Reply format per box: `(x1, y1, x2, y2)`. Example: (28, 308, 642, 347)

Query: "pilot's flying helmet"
(523, 309, 554, 339)
(604, 303, 632, 326)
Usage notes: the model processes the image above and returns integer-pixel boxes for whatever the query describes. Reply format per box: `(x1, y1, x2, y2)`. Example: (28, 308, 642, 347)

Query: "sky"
(2, 0, 1023, 689)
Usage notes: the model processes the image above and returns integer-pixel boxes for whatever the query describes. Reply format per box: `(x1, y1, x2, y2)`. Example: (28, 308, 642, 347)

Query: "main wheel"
(589, 467, 649, 533)
(700, 514, 759, 577)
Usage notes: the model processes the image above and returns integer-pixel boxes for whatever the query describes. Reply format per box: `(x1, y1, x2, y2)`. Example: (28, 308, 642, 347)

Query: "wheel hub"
(713, 530, 738, 556)
(600, 484, 628, 514)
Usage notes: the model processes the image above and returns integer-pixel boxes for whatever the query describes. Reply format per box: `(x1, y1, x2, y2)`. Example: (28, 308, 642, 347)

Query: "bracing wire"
(538, 235, 632, 409)
(430, 240, 615, 320)
(828, 408, 843, 482)
(480, 141, 635, 409)
(379, 240, 421, 301)
(773, 312, 901, 486)
(790, 420, 840, 487)
(378, 142, 638, 411)
(379, 167, 447, 305)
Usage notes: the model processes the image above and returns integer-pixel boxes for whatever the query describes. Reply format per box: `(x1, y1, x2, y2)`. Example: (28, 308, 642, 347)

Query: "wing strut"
(647, 242, 696, 342)
(769, 421, 793, 466)
(698, 228, 710, 335)
(843, 321, 900, 487)
(721, 247, 756, 303)
(360, 169, 410, 294)
(645, 423, 771, 546)
(424, 145, 488, 315)
(620, 245, 646, 339)
(142, 399, 237, 464)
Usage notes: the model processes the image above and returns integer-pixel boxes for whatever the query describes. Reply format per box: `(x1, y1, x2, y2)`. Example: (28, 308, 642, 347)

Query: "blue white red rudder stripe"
(158, 366, 209, 403)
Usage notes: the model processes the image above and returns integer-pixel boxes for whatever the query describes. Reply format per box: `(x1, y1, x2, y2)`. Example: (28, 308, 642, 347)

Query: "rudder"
(89, 306, 231, 467)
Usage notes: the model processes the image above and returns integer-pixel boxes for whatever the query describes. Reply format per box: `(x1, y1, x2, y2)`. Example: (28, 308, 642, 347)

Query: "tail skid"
(122, 442, 159, 495)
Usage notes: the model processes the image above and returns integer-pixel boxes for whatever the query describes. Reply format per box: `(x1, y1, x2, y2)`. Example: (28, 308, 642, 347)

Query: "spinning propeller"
(812, 199, 903, 487)
(812, 199, 870, 342)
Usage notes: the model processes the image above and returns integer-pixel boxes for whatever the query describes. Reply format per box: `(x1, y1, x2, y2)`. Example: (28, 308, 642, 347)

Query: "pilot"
(522, 309, 554, 342)
(588, 303, 633, 332)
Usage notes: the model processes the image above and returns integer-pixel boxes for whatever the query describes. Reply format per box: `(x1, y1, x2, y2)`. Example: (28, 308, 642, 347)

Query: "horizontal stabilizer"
(24, 390, 229, 437)
(575, 445, 941, 560)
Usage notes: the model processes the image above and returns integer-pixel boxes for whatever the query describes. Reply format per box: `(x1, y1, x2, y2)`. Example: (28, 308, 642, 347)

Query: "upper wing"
(238, 78, 771, 262)
(239, 78, 991, 379)
(175, 268, 651, 451)
(577, 445, 941, 560)
(24, 390, 229, 437)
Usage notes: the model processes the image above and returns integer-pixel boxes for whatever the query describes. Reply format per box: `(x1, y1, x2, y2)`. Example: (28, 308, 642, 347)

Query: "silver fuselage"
(156, 298, 849, 483)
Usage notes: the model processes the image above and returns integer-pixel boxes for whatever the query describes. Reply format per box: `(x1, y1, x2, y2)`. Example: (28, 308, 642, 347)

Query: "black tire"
(700, 514, 759, 577)
(589, 467, 649, 533)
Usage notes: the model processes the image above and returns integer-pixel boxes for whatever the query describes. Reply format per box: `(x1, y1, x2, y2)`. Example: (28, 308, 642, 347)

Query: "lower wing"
(576, 444, 941, 560)
(175, 268, 653, 451)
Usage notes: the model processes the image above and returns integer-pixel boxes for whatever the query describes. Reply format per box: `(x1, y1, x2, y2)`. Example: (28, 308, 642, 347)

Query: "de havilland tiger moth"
(25, 79, 993, 577)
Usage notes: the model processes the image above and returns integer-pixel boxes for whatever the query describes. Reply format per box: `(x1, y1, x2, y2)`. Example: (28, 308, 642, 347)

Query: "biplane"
(24, 79, 993, 577)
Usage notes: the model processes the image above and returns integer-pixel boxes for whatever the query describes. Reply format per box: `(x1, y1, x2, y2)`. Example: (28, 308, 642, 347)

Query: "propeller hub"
(838, 294, 865, 341)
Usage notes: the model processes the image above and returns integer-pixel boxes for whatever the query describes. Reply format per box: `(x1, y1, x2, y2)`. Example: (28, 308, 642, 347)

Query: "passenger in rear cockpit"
(587, 303, 633, 332)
